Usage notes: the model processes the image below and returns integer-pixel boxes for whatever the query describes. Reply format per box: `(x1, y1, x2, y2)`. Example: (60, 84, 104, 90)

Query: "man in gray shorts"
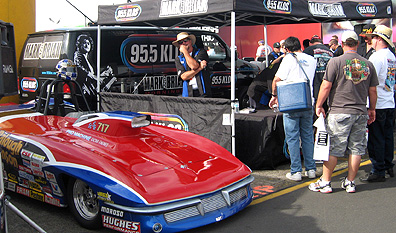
(308, 30, 378, 193)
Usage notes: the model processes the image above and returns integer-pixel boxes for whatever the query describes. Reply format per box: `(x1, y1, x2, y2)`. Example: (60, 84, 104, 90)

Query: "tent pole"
(231, 11, 236, 156)
(97, 25, 101, 111)
(264, 23, 268, 67)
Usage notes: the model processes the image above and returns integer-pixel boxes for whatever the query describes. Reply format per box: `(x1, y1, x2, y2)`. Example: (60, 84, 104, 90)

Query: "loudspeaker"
(0, 20, 18, 98)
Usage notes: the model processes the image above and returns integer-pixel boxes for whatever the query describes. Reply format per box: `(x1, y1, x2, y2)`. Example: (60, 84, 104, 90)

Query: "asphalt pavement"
(185, 157, 396, 233)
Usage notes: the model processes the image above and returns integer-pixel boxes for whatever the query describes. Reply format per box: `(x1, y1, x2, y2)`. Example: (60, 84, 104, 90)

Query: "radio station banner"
(98, 0, 392, 27)
(100, 93, 231, 151)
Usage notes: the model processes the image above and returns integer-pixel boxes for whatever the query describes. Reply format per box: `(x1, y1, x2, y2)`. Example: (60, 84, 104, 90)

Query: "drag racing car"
(0, 60, 253, 232)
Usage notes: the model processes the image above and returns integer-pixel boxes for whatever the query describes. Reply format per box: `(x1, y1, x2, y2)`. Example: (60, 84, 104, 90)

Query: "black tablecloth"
(235, 110, 288, 170)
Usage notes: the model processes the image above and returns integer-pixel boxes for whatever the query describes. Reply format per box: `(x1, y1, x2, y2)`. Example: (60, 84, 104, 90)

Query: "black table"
(235, 109, 288, 170)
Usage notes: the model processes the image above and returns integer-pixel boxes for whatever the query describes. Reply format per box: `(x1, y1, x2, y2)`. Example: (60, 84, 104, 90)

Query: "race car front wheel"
(67, 178, 101, 229)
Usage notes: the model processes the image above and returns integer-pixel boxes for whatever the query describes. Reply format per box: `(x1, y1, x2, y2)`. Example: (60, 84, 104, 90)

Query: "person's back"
(309, 30, 378, 194)
(269, 36, 317, 182)
(304, 40, 333, 102)
(325, 52, 375, 114)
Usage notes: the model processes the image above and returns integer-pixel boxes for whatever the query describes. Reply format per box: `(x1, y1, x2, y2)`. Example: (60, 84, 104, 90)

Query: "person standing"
(360, 25, 396, 182)
(256, 39, 273, 61)
(269, 36, 317, 181)
(268, 42, 285, 66)
(357, 24, 376, 59)
(308, 31, 378, 193)
(303, 35, 333, 113)
(329, 39, 343, 57)
(173, 32, 212, 97)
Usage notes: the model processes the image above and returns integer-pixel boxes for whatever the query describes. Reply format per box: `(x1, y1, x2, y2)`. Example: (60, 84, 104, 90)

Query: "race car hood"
(96, 126, 251, 204)
(0, 113, 251, 205)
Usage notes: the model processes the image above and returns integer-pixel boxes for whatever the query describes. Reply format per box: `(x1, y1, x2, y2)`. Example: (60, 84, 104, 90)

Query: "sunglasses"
(178, 38, 190, 44)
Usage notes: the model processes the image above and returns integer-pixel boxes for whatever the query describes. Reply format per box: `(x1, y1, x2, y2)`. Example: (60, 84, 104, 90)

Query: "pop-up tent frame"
(97, 0, 393, 155)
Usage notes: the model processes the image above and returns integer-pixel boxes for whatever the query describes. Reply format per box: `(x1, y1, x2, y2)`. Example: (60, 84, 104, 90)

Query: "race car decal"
(101, 206, 124, 218)
(138, 112, 189, 131)
(97, 191, 114, 203)
(20, 77, 38, 92)
(102, 215, 141, 233)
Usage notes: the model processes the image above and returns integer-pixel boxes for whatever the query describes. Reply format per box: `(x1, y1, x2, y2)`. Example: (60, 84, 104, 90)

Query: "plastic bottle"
(234, 99, 239, 113)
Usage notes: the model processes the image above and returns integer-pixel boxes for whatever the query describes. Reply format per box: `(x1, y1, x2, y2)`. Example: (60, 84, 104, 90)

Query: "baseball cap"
(273, 42, 281, 48)
(359, 24, 375, 37)
(310, 35, 322, 43)
(341, 30, 358, 42)
(311, 35, 321, 40)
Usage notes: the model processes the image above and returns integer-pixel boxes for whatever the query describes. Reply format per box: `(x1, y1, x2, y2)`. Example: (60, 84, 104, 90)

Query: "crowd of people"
(171, 24, 396, 193)
(266, 25, 395, 194)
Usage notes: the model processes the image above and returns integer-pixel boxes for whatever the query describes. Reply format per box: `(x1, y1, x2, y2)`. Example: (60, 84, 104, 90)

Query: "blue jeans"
(368, 108, 395, 176)
(283, 108, 316, 174)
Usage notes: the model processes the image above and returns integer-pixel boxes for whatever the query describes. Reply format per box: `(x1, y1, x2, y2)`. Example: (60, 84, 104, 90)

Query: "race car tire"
(67, 178, 101, 229)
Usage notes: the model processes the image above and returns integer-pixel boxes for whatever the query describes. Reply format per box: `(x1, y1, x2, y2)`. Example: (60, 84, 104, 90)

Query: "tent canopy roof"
(98, 0, 393, 28)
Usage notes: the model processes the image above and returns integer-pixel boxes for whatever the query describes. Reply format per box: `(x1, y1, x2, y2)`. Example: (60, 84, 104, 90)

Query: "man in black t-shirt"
(303, 35, 333, 109)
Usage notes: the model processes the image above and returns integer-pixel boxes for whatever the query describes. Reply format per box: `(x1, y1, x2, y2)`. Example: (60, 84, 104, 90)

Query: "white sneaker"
(341, 177, 356, 193)
(286, 172, 302, 181)
(305, 169, 316, 179)
(308, 178, 332, 193)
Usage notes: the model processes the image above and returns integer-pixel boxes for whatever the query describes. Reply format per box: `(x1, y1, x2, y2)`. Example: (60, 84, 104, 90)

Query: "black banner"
(98, 0, 393, 26)
(100, 93, 232, 151)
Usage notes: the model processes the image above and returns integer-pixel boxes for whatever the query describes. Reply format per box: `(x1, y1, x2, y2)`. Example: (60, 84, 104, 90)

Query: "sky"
(36, 0, 127, 31)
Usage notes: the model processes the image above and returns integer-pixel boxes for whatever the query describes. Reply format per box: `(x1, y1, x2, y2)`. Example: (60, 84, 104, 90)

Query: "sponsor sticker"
(42, 186, 52, 194)
(19, 170, 34, 181)
(17, 186, 30, 197)
(19, 165, 32, 174)
(21, 149, 33, 160)
(102, 215, 140, 233)
(18, 178, 29, 188)
(30, 190, 45, 202)
(45, 171, 57, 183)
(4, 181, 16, 192)
(97, 191, 113, 203)
(101, 206, 124, 218)
(29, 181, 42, 192)
(50, 182, 64, 197)
(8, 173, 18, 183)
(45, 194, 61, 207)
(21, 77, 38, 92)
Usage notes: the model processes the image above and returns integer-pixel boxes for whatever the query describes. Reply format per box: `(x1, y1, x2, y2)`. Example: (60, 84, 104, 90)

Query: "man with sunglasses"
(361, 25, 396, 182)
(173, 32, 212, 97)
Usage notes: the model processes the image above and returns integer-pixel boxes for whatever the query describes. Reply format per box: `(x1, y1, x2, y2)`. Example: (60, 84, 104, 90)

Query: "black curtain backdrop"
(100, 93, 232, 151)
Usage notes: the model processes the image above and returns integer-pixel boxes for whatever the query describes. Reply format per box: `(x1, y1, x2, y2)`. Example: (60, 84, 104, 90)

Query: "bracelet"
(272, 94, 277, 97)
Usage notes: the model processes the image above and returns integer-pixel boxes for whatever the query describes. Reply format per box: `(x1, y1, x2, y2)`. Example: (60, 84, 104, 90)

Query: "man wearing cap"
(360, 25, 396, 182)
(329, 38, 343, 57)
(255, 39, 273, 61)
(268, 42, 285, 66)
(357, 24, 376, 59)
(173, 32, 212, 97)
(309, 30, 378, 193)
(303, 35, 333, 114)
